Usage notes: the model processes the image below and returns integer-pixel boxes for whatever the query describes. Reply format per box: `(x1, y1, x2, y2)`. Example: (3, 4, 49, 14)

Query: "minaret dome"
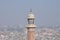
(28, 10, 35, 19)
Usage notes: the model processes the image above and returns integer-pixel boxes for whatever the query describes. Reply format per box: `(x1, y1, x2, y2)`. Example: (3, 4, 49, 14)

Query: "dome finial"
(30, 9, 32, 12)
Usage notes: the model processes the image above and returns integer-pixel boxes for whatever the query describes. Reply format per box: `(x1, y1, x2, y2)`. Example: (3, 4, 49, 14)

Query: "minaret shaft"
(27, 31, 35, 40)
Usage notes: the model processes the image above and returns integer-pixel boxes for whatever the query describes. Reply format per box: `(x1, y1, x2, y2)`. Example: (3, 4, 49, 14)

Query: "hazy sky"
(0, 0, 60, 27)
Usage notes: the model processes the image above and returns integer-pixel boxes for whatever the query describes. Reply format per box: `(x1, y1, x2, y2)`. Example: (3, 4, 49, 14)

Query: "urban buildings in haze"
(0, 10, 60, 40)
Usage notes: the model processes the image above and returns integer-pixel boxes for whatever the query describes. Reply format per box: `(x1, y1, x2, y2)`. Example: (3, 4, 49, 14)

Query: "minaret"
(27, 10, 36, 40)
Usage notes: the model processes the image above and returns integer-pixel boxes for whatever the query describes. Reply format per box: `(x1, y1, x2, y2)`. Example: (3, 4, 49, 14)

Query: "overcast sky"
(0, 0, 60, 27)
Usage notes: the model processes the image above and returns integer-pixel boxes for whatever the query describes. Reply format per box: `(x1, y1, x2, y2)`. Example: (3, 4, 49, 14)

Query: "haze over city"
(0, 0, 60, 40)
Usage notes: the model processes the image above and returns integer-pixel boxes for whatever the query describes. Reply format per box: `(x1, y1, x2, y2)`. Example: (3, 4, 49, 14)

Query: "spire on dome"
(30, 9, 32, 12)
